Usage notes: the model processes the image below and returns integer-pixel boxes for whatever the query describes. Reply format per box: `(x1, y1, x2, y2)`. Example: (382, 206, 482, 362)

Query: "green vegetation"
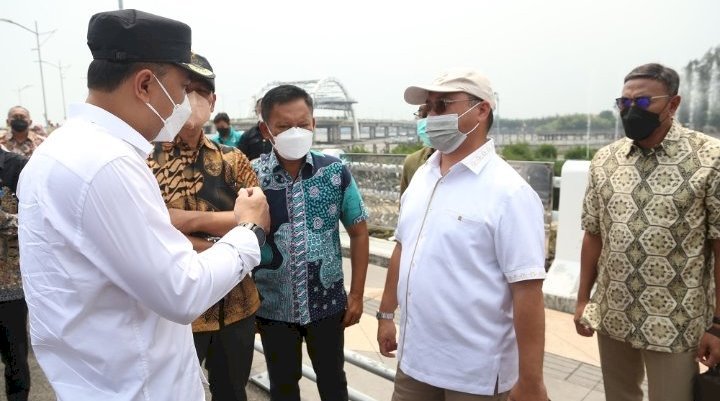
(501, 143, 596, 176)
(501, 143, 534, 161)
(390, 142, 425, 155)
(347, 145, 369, 153)
(500, 110, 616, 133)
(564, 146, 597, 160)
(535, 144, 558, 160)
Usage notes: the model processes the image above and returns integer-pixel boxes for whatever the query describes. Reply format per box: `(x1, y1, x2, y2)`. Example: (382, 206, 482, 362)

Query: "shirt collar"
(623, 120, 683, 158)
(267, 149, 314, 173)
(171, 132, 217, 152)
(427, 138, 497, 176)
(68, 103, 153, 157)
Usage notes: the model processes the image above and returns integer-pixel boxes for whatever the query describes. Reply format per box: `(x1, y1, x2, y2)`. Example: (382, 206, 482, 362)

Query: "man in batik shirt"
(252, 84, 369, 401)
(2, 106, 45, 157)
(147, 53, 260, 401)
(576, 63, 720, 401)
(0, 148, 30, 400)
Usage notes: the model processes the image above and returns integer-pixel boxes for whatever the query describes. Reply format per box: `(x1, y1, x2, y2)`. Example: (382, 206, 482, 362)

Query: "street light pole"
(39, 60, 69, 120)
(34, 21, 49, 125)
(16, 84, 33, 104)
(0, 19, 54, 125)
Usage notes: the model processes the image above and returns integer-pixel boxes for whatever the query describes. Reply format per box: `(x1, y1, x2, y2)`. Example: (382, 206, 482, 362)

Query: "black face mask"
(217, 127, 230, 136)
(621, 106, 661, 141)
(10, 119, 29, 133)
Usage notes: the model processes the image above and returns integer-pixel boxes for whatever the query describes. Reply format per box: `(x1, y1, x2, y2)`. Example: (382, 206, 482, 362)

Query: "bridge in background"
(220, 77, 621, 148)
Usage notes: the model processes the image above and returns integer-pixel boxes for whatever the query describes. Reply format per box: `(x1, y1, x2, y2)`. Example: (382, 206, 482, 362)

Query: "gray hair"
(624, 63, 680, 96)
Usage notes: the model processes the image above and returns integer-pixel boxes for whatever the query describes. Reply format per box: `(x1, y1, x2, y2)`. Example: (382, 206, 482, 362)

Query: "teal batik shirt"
(252, 150, 368, 324)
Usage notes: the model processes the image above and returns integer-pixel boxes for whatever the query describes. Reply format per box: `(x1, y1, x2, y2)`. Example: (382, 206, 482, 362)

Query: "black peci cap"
(87, 9, 192, 65)
(187, 52, 216, 91)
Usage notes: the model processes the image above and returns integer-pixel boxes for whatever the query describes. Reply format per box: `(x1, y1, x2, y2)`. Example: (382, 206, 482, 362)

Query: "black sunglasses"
(615, 95, 670, 111)
(424, 97, 482, 115)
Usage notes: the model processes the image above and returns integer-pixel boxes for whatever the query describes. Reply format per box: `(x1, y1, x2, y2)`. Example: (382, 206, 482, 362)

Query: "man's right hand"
(574, 301, 595, 337)
(234, 187, 270, 232)
(377, 319, 398, 358)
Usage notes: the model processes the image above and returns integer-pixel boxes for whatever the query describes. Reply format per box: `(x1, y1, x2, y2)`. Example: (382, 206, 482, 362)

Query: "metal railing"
(250, 339, 395, 401)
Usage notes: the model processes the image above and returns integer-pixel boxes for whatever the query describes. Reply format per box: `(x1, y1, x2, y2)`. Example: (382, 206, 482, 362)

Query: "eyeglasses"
(615, 95, 670, 110)
(413, 108, 428, 119)
(424, 97, 481, 115)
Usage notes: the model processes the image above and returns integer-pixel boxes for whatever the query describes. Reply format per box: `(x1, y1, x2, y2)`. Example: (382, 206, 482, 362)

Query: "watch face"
(254, 226, 266, 247)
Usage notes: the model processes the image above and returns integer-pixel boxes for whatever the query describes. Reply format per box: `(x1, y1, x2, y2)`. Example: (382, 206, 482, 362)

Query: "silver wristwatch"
(238, 222, 266, 247)
(376, 311, 395, 320)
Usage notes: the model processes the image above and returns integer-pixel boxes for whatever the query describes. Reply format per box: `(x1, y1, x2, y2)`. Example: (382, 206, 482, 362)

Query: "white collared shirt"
(395, 139, 546, 395)
(17, 103, 260, 401)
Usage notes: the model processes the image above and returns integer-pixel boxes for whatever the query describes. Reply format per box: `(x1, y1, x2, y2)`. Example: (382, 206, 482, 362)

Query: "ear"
(668, 95, 681, 116)
(311, 116, 317, 131)
(210, 93, 217, 113)
(477, 101, 491, 122)
(133, 68, 155, 103)
(259, 121, 272, 140)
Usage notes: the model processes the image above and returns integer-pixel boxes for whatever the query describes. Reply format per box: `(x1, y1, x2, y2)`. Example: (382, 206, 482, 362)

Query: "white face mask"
(268, 126, 314, 160)
(145, 75, 192, 142)
(424, 102, 481, 153)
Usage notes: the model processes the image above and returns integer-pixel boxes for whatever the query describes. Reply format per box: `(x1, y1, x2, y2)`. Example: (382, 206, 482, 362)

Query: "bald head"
(7, 106, 30, 119)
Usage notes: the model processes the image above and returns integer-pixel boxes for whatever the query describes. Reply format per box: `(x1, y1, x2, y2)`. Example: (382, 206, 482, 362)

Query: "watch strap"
(376, 311, 394, 320)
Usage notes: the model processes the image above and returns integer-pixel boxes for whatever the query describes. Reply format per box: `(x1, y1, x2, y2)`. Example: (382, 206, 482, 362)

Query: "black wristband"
(713, 316, 720, 325)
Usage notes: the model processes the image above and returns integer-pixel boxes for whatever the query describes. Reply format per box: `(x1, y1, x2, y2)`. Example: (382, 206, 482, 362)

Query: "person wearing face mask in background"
(147, 52, 262, 401)
(377, 69, 549, 401)
(252, 84, 369, 401)
(399, 104, 434, 196)
(237, 98, 273, 162)
(1, 106, 45, 157)
(212, 112, 243, 148)
(16, 10, 270, 401)
(575, 63, 720, 401)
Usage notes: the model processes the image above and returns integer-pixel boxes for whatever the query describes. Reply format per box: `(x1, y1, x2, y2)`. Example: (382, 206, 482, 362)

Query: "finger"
(245, 187, 254, 196)
(237, 187, 248, 197)
(695, 341, 709, 362)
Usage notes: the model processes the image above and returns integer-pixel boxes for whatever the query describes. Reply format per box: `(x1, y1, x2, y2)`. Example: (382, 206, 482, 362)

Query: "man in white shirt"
(17, 9, 269, 401)
(376, 70, 549, 401)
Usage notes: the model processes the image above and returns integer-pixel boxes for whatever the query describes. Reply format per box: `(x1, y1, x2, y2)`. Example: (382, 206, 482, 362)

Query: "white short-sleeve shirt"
(395, 139, 546, 395)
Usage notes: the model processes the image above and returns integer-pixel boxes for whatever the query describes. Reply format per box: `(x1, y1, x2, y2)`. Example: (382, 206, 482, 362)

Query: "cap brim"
(177, 62, 216, 80)
(404, 84, 465, 105)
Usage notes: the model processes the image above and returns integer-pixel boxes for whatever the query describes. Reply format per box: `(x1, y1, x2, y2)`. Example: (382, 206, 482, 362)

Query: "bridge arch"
(253, 77, 360, 140)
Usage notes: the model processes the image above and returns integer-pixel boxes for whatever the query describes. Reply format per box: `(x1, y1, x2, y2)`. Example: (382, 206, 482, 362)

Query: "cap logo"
(187, 63, 212, 77)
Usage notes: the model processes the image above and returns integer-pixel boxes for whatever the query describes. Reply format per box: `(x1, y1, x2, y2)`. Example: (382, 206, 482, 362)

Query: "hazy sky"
(1, 0, 719, 125)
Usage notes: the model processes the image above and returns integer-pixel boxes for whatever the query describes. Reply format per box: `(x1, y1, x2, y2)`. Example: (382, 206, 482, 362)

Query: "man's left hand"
(508, 379, 549, 401)
(696, 331, 720, 367)
(342, 293, 363, 327)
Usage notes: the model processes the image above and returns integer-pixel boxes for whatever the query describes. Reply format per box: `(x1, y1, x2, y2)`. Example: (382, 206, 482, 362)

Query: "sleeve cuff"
(217, 226, 261, 273)
(505, 267, 546, 283)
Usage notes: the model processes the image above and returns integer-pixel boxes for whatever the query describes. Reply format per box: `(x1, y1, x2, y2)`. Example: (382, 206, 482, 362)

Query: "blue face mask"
(416, 118, 432, 147)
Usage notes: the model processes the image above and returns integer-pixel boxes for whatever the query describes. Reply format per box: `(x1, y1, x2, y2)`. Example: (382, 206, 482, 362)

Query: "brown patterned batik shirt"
(0, 188, 21, 302)
(0, 131, 45, 157)
(581, 120, 720, 353)
(147, 135, 261, 332)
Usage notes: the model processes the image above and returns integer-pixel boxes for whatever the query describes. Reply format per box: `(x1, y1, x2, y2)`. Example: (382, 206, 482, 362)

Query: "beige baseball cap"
(404, 69, 497, 110)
